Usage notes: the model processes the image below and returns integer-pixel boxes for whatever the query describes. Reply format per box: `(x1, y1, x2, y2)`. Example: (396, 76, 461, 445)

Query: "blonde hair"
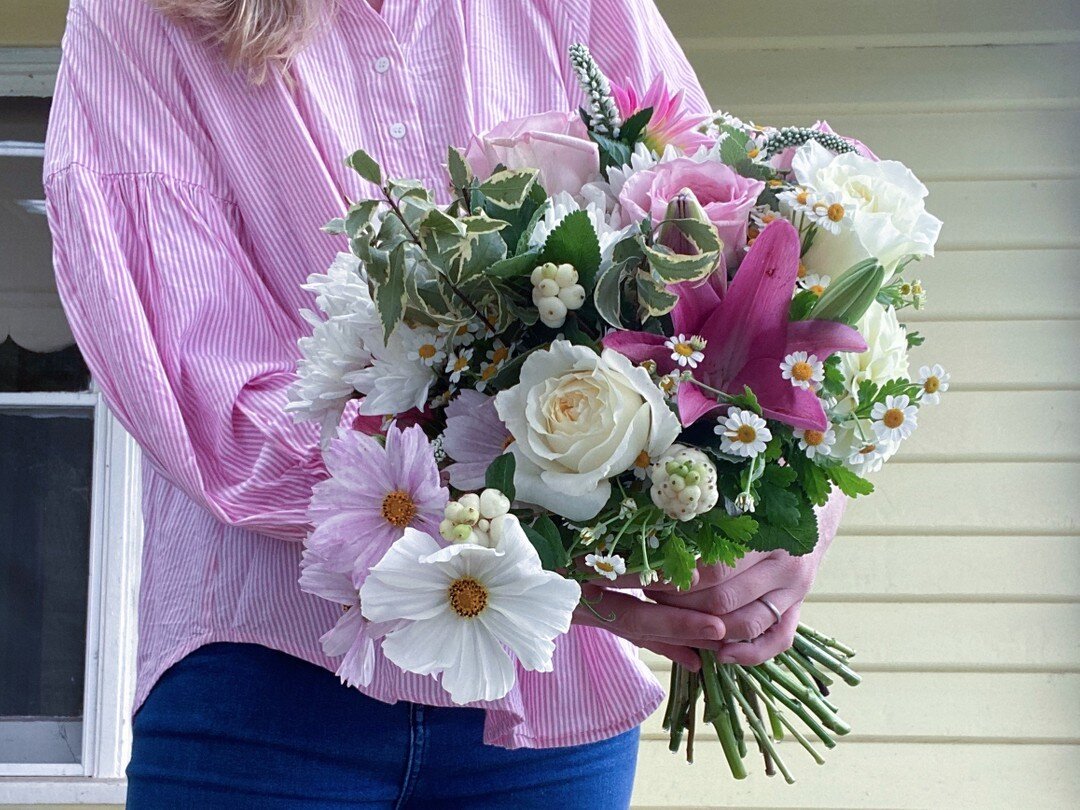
(152, 0, 331, 81)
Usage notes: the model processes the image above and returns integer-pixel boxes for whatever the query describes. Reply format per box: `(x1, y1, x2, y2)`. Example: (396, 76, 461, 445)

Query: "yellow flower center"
(735, 425, 757, 444)
(791, 361, 815, 382)
(490, 346, 510, 364)
(923, 376, 940, 394)
(858, 444, 877, 456)
(594, 560, 615, 574)
(809, 284, 826, 296)
(882, 408, 905, 429)
(802, 429, 825, 447)
(418, 343, 437, 360)
(827, 203, 846, 222)
(447, 577, 488, 618)
(797, 262, 807, 279)
(796, 190, 810, 205)
(747, 146, 760, 159)
(480, 364, 497, 381)
(381, 490, 417, 528)
(634, 450, 651, 469)
(673, 342, 695, 357)
(453, 356, 469, 372)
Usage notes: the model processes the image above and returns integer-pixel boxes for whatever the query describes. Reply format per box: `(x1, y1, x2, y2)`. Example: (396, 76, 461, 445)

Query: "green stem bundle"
(661, 624, 861, 783)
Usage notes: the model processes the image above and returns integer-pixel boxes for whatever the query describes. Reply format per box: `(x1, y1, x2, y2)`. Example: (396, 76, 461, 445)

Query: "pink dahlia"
(306, 424, 447, 583)
(611, 75, 712, 153)
(442, 390, 512, 491)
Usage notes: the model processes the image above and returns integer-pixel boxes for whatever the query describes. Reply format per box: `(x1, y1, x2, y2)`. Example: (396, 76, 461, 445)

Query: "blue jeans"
(126, 643, 641, 809)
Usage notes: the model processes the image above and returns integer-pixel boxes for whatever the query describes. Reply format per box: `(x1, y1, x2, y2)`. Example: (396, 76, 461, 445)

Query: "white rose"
(833, 301, 910, 418)
(494, 340, 681, 520)
(793, 141, 942, 276)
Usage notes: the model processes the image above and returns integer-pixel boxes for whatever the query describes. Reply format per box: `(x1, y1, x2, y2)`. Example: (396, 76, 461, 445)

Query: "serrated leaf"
(479, 168, 538, 209)
(726, 385, 762, 415)
(826, 464, 875, 498)
(746, 497, 819, 556)
(660, 533, 697, 590)
(719, 130, 753, 166)
(447, 146, 472, 190)
(523, 515, 567, 572)
(345, 148, 383, 186)
(485, 249, 540, 279)
(539, 209, 602, 290)
(375, 244, 408, 340)
(635, 270, 678, 318)
(620, 106, 653, 144)
(789, 289, 818, 321)
(787, 452, 833, 506)
(702, 510, 758, 545)
(484, 453, 516, 501)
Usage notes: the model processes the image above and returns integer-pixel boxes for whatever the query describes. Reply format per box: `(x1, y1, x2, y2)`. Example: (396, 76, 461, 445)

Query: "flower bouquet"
(288, 45, 945, 782)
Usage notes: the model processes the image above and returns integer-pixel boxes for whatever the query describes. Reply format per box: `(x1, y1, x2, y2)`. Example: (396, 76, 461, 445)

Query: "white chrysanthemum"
(301, 252, 378, 321)
(780, 351, 825, 392)
(286, 315, 373, 446)
(345, 324, 436, 416)
(871, 394, 918, 443)
(794, 426, 836, 459)
(664, 333, 706, 369)
(833, 302, 910, 418)
(649, 444, 719, 521)
(715, 408, 772, 458)
(585, 552, 627, 580)
(917, 364, 950, 405)
(359, 520, 581, 705)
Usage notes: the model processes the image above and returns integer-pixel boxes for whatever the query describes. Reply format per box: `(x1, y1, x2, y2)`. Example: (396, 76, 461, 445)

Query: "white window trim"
(0, 48, 61, 98)
(0, 387, 142, 805)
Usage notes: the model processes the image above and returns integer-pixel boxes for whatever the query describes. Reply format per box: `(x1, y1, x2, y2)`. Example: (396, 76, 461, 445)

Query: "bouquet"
(287, 45, 945, 782)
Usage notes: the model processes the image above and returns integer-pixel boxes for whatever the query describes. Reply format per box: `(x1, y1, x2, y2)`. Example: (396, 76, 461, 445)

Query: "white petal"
(438, 619, 517, 704)
(379, 613, 464, 676)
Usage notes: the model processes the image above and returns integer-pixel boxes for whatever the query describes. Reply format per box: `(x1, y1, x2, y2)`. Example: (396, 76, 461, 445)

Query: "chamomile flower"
(780, 351, 825, 392)
(808, 191, 851, 235)
(871, 394, 918, 443)
(403, 328, 446, 367)
(794, 426, 836, 459)
(917, 364, 950, 405)
(715, 408, 772, 458)
(800, 273, 831, 296)
(585, 552, 626, 581)
(846, 439, 895, 474)
(445, 348, 474, 385)
(664, 333, 706, 369)
(750, 205, 783, 231)
(438, 320, 481, 349)
(777, 185, 815, 214)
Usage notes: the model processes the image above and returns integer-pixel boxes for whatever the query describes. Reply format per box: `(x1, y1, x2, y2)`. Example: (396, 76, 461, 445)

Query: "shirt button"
(389, 122, 407, 139)
(374, 56, 391, 73)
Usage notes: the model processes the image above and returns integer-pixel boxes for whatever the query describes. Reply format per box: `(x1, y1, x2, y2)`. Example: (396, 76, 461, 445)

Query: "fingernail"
(705, 623, 724, 640)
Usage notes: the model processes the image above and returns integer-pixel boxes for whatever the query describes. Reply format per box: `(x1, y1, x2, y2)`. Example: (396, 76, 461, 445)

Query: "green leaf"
(447, 146, 472, 190)
(345, 148, 383, 186)
(479, 168, 539, 209)
(462, 212, 509, 235)
(523, 516, 568, 572)
(635, 270, 678, 318)
(539, 209, 602, 290)
(821, 355, 846, 398)
(322, 217, 346, 235)
(619, 106, 653, 144)
(484, 453, 516, 501)
(718, 129, 752, 166)
(906, 329, 925, 348)
(593, 259, 628, 328)
(789, 289, 818, 321)
(660, 533, 697, 590)
(701, 510, 759, 545)
(826, 464, 875, 498)
(726, 385, 762, 415)
(642, 243, 718, 283)
(786, 452, 833, 506)
(746, 496, 819, 556)
(375, 244, 408, 340)
(485, 249, 540, 279)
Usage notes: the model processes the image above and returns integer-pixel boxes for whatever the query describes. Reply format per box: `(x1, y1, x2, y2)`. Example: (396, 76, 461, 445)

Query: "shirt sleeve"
(561, 0, 712, 115)
(44, 2, 330, 541)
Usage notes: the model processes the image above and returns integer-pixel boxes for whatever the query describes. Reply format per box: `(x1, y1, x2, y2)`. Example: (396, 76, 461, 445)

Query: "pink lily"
(603, 220, 866, 431)
(611, 75, 713, 154)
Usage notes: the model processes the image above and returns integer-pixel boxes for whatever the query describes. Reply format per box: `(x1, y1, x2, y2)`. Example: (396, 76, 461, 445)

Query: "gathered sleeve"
(559, 0, 712, 115)
(44, 1, 329, 541)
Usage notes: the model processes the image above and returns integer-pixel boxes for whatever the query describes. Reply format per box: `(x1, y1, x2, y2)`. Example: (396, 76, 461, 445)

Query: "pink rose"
(770, 120, 878, 173)
(463, 111, 600, 197)
(618, 158, 766, 269)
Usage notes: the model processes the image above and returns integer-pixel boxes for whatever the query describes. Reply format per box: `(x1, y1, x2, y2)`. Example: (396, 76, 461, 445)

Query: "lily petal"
(729, 358, 829, 431)
(600, 331, 674, 374)
(786, 319, 868, 358)
(676, 381, 723, 427)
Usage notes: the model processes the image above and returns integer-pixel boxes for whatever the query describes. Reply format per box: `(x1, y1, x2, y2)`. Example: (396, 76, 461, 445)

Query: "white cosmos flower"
(780, 351, 825, 392)
(871, 394, 918, 443)
(794, 426, 836, 459)
(359, 519, 581, 705)
(585, 552, 626, 580)
(917, 364, 950, 405)
(715, 408, 772, 458)
(664, 333, 706, 369)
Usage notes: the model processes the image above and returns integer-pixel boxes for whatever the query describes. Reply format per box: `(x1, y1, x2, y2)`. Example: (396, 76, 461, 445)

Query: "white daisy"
(438, 319, 481, 349)
(750, 205, 783, 230)
(585, 552, 627, 581)
(793, 426, 836, 459)
(807, 191, 852, 235)
(632, 449, 652, 480)
(780, 351, 825, 392)
(871, 394, 918, 443)
(846, 439, 896, 474)
(799, 273, 831, 297)
(403, 327, 447, 367)
(917, 364, 950, 405)
(445, 348, 474, 384)
(359, 520, 581, 705)
(715, 407, 772, 458)
(777, 185, 815, 214)
(664, 333, 706, 369)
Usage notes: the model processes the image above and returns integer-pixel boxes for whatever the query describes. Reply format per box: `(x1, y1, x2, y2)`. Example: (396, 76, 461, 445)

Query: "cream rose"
(494, 340, 681, 520)
(792, 141, 942, 276)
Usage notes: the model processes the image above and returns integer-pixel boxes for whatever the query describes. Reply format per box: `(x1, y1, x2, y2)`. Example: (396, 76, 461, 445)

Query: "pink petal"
(669, 277, 722, 337)
(676, 381, 723, 427)
(600, 331, 675, 375)
(786, 320, 867, 358)
(729, 358, 829, 432)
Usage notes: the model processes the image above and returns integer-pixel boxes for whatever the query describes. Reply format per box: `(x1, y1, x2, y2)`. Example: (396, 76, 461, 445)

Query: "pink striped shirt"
(44, 0, 716, 748)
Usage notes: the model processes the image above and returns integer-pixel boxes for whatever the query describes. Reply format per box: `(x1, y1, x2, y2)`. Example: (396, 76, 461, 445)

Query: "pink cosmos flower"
(611, 75, 712, 154)
(463, 111, 600, 197)
(618, 157, 766, 270)
(306, 424, 447, 584)
(442, 390, 512, 491)
(602, 220, 867, 431)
